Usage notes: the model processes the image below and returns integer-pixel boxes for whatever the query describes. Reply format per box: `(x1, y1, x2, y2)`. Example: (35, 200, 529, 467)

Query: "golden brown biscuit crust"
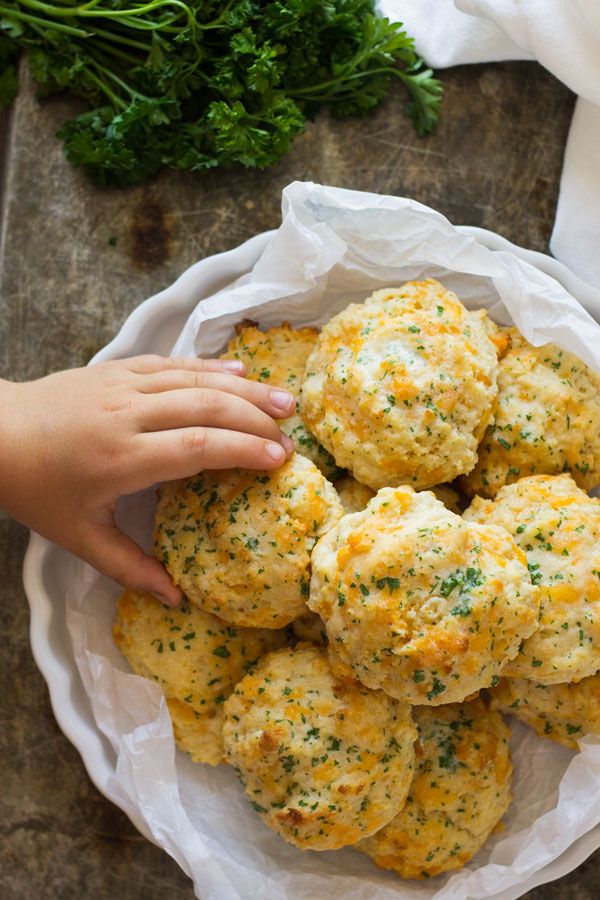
(465, 474, 600, 683)
(154, 453, 344, 629)
(309, 487, 539, 704)
(490, 674, 600, 749)
(301, 280, 499, 490)
(358, 698, 512, 879)
(222, 645, 417, 851)
(464, 328, 600, 498)
(221, 322, 343, 478)
(113, 590, 286, 764)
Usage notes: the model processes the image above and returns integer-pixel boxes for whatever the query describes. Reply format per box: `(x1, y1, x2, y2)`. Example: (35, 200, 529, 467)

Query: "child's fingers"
(137, 370, 296, 418)
(139, 389, 285, 444)
(126, 427, 294, 490)
(126, 354, 246, 377)
(80, 521, 182, 607)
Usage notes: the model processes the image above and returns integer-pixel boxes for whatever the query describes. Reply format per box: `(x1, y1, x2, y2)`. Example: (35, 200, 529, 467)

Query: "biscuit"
(464, 328, 600, 497)
(222, 644, 417, 850)
(465, 474, 600, 683)
(155, 453, 344, 628)
(221, 322, 343, 479)
(113, 590, 286, 765)
(309, 487, 539, 704)
(301, 280, 499, 490)
(490, 674, 600, 749)
(358, 699, 512, 879)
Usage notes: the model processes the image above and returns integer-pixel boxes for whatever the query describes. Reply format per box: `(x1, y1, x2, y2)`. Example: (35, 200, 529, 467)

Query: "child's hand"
(0, 355, 296, 606)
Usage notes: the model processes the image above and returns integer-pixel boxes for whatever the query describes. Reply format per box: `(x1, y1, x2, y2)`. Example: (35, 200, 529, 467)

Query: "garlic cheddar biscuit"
(155, 454, 344, 629)
(221, 322, 342, 479)
(490, 674, 600, 750)
(222, 645, 416, 850)
(309, 487, 539, 704)
(113, 590, 286, 765)
(301, 280, 499, 490)
(358, 699, 512, 879)
(465, 474, 600, 683)
(464, 328, 600, 497)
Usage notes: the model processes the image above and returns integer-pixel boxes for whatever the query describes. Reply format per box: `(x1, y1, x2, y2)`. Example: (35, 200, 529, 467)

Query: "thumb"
(80, 520, 182, 607)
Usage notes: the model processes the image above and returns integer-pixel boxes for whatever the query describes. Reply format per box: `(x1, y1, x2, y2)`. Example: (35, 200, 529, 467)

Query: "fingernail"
(266, 442, 285, 461)
(152, 591, 181, 607)
(270, 389, 294, 411)
(221, 360, 245, 374)
(280, 433, 294, 454)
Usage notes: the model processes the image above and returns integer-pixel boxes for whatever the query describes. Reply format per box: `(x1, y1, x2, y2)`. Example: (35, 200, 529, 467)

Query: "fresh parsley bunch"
(0, 0, 442, 187)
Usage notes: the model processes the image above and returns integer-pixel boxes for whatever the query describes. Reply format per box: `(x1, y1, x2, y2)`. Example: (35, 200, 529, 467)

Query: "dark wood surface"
(1, 60, 597, 899)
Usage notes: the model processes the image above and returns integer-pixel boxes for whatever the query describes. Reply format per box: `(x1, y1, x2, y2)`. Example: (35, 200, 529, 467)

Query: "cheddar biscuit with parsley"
(220, 322, 342, 479)
(300, 280, 500, 490)
(113, 590, 286, 765)
(358, 699, 512, 879)
(309, 487, 539, 705)
(222, 644, 417, 850)
(154, 453, 344, 629)
(490, 674, 600, 749)
(464, 329, 600, 497)
(465, 474, 600, 683)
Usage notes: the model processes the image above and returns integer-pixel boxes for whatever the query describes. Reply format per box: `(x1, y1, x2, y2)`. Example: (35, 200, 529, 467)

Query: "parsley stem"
(87, 23, 152, 51)
(15, 0, 193, 20)
(85, 67, 128, 108)
(91, 38, 141, 66)
(91, 58, 150, 100)
(289, 65, 401, 97)
(0, 3, 90, 34)
(291, 63, 437, 98)
(290, 63, 441, 131)
(8, 0, 198, 37)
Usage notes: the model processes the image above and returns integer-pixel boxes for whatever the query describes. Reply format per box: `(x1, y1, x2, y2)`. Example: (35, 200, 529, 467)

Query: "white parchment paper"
(66, 183, 600, 899)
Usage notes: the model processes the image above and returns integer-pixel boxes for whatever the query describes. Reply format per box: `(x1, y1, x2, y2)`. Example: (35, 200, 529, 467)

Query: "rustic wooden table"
(1, 61, 597, 899)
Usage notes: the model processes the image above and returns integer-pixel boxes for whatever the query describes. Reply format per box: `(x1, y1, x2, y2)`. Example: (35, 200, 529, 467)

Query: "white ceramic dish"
(23, 225, 600, 898)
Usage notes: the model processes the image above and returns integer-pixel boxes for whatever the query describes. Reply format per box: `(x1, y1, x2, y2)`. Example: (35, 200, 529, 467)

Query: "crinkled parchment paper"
(66, 183, 600, 899)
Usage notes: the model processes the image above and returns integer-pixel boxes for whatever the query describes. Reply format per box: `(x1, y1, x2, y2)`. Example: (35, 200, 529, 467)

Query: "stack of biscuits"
(113, 279, 600, 880)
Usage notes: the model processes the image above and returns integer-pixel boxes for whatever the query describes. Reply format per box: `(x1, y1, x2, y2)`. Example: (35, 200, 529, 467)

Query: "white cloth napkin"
(378, 0, 600, 287)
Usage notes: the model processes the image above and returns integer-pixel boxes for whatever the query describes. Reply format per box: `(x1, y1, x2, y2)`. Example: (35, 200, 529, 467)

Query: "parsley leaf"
(438, 567, 483, 617)
(0, 0, 442, 185)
